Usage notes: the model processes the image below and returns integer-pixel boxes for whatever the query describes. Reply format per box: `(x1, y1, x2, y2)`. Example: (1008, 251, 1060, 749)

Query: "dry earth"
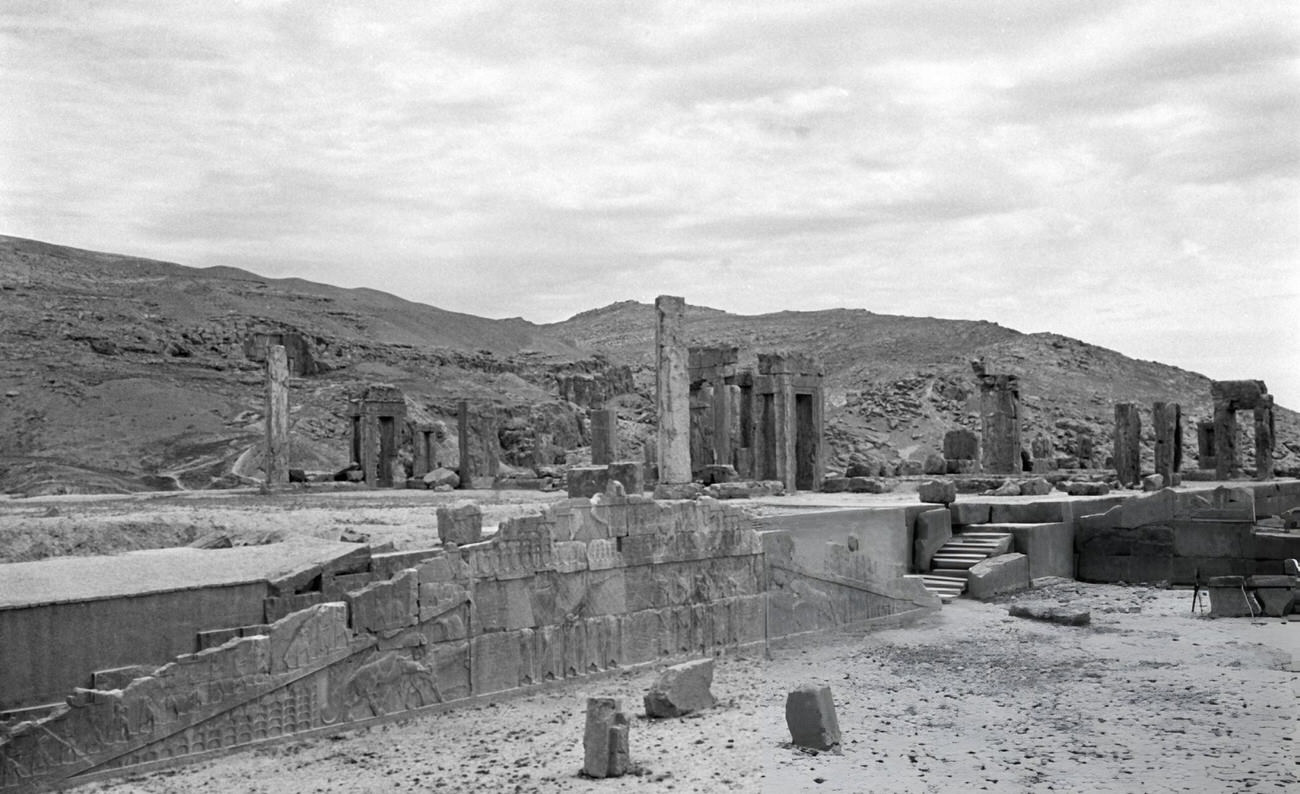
(78, 581, 1299, 794)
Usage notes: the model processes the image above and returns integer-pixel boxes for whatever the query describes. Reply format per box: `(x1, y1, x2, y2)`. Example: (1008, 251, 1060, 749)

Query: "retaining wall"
(0, 495, 935, 792)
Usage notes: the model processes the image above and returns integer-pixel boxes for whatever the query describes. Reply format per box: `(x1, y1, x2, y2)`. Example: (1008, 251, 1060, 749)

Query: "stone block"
(1171, 520, 1252, 558)
(472, 631, 523, 694)
(785, 685, 841, 751)
(1254, 587, 1296, 617)
(923, 452, 947, 475)
(1115, 488, 1177, 529)
(644, 658, 716, 717)
(1142, 474, 1164, 492)
(1019, 478, 1053, 496)
(918, 479, 956, 504)
(1208, 586, 1261, 617)
(822, 477, 850, 493)
(437, 501, 483, 545)
(966, 553, 1030, 600)
(1008, 602, 1091, 626)
(900, 460, 924, 476)
(586, 568, 628, 616)
(701, 464, 737, 485)
(568, 466, 610, 498)
(913, 508, 952, 571)
(994, 521, 1075, 580)
(584, 697, 631, 778)
(847, 477, 889, 493)
(947, 459, 979, 474)
(943, 429, 979, 461)
(654, 482, 701, 500)
(990, 500, 1071, 524)
(608, 461, 645, 494)
(949, 501, 991, 526)
(1064, 481, 1110, 496)
(1251, 532, 1300, 561)
(345, 568, 418, 633)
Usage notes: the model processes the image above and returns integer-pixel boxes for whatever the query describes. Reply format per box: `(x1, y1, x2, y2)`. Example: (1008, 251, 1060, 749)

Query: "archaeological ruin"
(2, 297, 1300, 791)
(970, 358, 1021, 475)
(347, 384, 407, 488)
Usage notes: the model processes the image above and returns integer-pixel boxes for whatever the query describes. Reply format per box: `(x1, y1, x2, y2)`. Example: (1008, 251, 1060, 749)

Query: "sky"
(2, 1, 1298, 406)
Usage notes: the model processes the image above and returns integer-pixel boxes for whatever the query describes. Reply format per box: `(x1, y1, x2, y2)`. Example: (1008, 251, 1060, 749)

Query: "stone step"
(956, 531, 1014, 541)
(930, 554, 987, 569)
(929, 568, 971, 581)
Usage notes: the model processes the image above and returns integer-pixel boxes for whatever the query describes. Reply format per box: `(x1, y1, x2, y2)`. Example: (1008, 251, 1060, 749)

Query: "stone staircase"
(920, 530, 1013, 603)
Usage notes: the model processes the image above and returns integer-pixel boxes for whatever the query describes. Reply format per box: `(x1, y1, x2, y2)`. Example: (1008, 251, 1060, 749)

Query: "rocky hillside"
(545, 301, 1300, 476)
(0, 236, 627, 494)
(0, 235, 1295, 495)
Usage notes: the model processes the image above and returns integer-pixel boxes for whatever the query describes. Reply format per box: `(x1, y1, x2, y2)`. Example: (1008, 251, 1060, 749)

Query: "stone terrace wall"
(0, 495, 932, 791)
(1076, 482, 1300, 584)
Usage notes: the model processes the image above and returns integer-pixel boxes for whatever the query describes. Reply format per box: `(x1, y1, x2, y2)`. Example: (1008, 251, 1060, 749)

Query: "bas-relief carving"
(1, 499, 929, 792)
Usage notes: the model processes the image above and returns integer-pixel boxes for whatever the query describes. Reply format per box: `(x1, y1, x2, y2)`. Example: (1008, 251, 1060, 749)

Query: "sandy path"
(80, 582, 1298, 794)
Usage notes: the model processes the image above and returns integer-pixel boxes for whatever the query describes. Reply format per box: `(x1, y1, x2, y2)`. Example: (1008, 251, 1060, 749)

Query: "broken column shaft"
(264, 344, 290, 488)
(1114, 403, 1141, 488)
(655, 295, 691, 490)
(1152, 401, 1182, 486)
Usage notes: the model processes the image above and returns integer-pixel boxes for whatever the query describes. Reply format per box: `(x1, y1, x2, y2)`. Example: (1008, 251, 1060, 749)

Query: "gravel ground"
(81, 581, 1299, 794)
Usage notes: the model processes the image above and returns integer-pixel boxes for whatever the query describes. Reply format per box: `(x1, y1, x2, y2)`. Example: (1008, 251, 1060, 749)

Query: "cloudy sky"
(3, 1, 1298, 405)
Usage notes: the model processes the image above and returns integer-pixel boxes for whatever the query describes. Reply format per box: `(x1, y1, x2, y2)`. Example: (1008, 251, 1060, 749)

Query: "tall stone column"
(591, 407, 618, 465)
(655, 295, 692, 494)
(264, 344, 290, 488)
(458, 399, 473, 489)
(1255, 395, 1275, 480)
(1152, 401, 1181, 486)
(1213, 403, 1237, 480)
(977, 375, 1021, 474)
(1114, 403, 1141, 487)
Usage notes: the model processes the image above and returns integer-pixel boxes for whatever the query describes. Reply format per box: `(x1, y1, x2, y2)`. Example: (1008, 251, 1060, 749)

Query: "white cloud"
(0, 0, 1297, 404)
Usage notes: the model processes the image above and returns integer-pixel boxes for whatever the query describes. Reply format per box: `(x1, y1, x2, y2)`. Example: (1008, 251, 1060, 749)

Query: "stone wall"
(0, 496, 933, 791)
(1075, 482, 1300, 584)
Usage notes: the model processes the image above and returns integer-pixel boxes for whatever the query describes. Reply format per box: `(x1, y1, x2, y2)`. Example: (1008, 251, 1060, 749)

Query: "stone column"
(654, 295, 692, 493)
(1214, 402, 1237, 480)
(591, 408, 618, 465)
(1255, 395, 1275, 480)
(457, 399, 473, 489)
(1114, 403, 1141, 487)
(711, 373, 731, 470)
(264, 345, 290, 488)
(1152, 401, 1181, 486)
(978, 375, 1021, 474)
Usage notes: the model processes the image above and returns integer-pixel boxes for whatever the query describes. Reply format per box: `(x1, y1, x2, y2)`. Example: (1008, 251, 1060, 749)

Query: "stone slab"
(0, 539, 367, 610)
(986, 522, 1075, 580)
(966, 553, 1030, 600)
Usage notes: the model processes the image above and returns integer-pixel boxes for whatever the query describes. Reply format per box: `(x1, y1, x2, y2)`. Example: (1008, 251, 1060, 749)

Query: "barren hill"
(0, 235, 1295, 495)
(546, 301, 1300, 474)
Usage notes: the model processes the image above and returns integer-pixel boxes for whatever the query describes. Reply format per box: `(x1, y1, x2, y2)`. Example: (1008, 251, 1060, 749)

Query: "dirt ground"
(79, 581, 1299, 794)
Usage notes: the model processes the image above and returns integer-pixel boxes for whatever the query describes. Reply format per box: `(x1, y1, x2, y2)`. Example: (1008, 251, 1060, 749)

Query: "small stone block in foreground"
(583, 697, 631, 778)
(785, 685, 841, 751)
(1207, 586, 1262, 618)
(644, 658, 716, 717)
(1008, 602, 1091, 626)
